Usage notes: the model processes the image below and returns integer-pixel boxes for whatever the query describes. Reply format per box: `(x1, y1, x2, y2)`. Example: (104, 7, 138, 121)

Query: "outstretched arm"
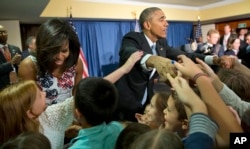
(104, 51, 143, 83)
(173, 55, 243, 146)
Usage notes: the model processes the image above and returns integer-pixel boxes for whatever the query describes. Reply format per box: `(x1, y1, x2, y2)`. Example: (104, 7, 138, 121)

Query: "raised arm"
(104, 51, 143, 83)
(173, 55, 243, 146)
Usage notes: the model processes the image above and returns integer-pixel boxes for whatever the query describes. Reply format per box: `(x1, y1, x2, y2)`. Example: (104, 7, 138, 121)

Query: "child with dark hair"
(69, 77, 124, 149)
(115, 122, 151, 149)
(0, 132, 51, 149)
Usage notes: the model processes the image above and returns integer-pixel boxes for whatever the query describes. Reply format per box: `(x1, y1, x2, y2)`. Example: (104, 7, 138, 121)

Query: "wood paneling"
(216, 19, 250, 35)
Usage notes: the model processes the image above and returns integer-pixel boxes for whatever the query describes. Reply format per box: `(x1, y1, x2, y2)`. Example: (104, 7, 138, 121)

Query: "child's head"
(217, 68, 250, 102)
(0, 131, 51, 149)
(163, 91, 188, 137)
(0, 80, 46, 143)
(146, 92, 168, 128)
(115, 122, 151, 149)
(74, 77, 118, 126)
(129, 129, 183, 149)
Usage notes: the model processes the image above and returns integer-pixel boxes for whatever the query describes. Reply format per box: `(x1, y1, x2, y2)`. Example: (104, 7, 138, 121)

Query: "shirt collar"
(0, 44, 8, 49)
(207, 43, 213, 47)
(144, 34, 156, 48)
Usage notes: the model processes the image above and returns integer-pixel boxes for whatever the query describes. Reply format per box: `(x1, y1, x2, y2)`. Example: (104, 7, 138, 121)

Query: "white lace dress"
(39, 97, 74, 149)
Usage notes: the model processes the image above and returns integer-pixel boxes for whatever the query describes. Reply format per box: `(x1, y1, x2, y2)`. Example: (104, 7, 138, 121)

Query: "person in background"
(224, 35, 241, 56)
(219, 24, 232, 51)
(22, 36, 36, 59)
(238, 32, 250, 68)
(0, 24, 22, 90)
(195, 29, 224, 57)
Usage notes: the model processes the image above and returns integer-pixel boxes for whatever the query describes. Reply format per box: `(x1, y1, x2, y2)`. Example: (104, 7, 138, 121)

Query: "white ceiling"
(0, 0, 245, 23)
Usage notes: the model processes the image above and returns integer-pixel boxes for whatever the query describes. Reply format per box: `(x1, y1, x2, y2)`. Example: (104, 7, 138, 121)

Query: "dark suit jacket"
(219, 34, 231, 45)
(195, 43, 224, 57)
(114, 32, 206, 121)
(0, 44, 22, 90)
(238, 45, 250, 68)
(22, 49, 30, 60)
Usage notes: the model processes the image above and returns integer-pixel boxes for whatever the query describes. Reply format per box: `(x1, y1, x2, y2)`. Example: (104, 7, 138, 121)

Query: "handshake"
(147, 55, 237, 82)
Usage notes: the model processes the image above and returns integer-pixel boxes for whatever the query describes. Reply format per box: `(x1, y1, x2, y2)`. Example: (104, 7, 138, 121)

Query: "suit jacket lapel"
(140, 33, 154, 54)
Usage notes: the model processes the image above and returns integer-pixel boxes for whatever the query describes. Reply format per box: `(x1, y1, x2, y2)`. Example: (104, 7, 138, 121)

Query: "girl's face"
(27, 87, 46, 119)
(163, 95, 182, 131)
(146, 95, 158, 123)
(53, 40, 70, 66)
(232, 38, 240, 50)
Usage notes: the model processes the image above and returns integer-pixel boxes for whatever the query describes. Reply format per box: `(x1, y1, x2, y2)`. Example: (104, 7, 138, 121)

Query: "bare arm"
(73, 58, 83, 95)
(104, 51, 143, 83)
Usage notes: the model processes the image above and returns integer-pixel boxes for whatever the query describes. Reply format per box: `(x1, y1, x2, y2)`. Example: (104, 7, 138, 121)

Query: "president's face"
(148, 10, 168, 41)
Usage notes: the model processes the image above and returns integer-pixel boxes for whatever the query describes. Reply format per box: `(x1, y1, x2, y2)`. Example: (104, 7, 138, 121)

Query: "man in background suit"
(22, 36, 36, 59)
(238, 32, 250, 68)
(0, 25, 22, 90)
(195, 29, 224, 57)
(219, 24, 233, 51)
(114, 7, 230, 121)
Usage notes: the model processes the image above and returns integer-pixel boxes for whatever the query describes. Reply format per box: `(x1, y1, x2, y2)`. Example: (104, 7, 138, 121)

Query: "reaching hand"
(11, 53, 22, 65)
(121, 51, 143, 74)
(153, 56, 177, 81)
(166, 72, 196, 105)
(173, 55, 203, 79)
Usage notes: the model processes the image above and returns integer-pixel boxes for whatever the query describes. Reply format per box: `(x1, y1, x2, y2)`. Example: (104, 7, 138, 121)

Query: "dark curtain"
(74, 20, 135, 77)
(167, 21, 193, 48)
(20, 24, 40, 50)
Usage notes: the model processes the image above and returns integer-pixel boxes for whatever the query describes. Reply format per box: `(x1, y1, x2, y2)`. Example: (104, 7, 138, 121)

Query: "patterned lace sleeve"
(39, 96, 74, 131)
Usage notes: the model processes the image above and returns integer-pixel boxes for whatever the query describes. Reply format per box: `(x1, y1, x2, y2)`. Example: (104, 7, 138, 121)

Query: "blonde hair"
(207, 29, 219, 36)
(0, 80, 39, 143)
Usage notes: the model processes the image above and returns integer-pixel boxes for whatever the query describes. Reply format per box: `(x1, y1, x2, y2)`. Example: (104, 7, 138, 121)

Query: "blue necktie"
(141, 44, 157, 105)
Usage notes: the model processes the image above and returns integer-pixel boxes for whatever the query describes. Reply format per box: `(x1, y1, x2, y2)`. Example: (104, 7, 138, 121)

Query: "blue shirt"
(69, 121, 124, 149)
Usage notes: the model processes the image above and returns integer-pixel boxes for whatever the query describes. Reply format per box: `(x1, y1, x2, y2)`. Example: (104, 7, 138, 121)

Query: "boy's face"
(163, 96, 182, 131)
(207, 33, 220, 45)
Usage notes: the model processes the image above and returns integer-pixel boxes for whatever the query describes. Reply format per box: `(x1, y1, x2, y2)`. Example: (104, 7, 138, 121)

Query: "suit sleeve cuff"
(204, 56, 214, 65)
(140, 54, 153, 71)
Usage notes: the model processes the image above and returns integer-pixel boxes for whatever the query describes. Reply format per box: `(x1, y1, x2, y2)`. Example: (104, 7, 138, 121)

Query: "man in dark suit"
(22, 36, 36, 59)
(238, 32, 250, 68)
(219, 24, 233, 51)
(114, 7, 231, 121)
(0, 25, 22, 90)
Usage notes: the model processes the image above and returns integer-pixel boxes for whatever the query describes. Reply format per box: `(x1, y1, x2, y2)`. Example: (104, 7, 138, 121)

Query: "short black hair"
(139, 7, 161, 30)
(75, 77, 118, 126)
(115, 122, 151, 149)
